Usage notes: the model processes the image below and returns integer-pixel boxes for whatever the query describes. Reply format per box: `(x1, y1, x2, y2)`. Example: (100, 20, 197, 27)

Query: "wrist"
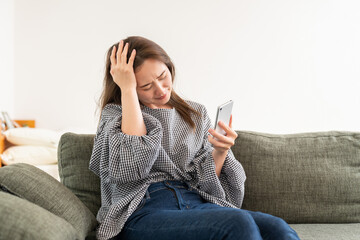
(213, 149, 228, 158)
(212, 149, 228, 177)
(121, 87, 137, 95)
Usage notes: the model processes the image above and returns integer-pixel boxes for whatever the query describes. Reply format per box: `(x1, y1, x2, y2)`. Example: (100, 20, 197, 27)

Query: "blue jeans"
(117, 180, 300, 240)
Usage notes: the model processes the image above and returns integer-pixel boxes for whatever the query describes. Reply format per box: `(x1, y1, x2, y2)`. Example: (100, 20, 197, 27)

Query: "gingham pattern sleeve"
(219, 149, 247, 208)
(90, 103, 163, 184)
(192, 105, 226, 199)
(196, 104, 246, 208)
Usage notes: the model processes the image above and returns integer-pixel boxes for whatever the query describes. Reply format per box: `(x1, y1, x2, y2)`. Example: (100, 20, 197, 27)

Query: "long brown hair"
(97, 36, 201, 130)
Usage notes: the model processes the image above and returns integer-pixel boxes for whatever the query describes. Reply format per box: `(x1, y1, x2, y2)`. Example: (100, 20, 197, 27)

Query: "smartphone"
(214, 100, 233, 136)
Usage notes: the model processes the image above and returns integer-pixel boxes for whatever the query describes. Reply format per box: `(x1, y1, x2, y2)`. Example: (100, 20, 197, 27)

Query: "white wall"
(11, 0, 360, 134)
(0, 0, 14, 117)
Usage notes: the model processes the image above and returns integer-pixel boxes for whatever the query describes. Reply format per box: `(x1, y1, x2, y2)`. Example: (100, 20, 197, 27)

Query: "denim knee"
(220, 210, 262, 240)
(247, 211, 300, 240)
(267, 217, 300, 240)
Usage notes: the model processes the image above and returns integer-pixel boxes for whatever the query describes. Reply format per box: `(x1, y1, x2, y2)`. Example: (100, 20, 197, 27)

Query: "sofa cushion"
(0, 191, 79, 240)
(232, 131, 360, 223)
(58, 132, 101, 217)
(290, 223, 360, 240)
(0, 163, 97, 239)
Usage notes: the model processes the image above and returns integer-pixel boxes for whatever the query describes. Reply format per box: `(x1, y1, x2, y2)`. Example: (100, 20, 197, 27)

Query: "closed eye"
(142, 77, 166, 91)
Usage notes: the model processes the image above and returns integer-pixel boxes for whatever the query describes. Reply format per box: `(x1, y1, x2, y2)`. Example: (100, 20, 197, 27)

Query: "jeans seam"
(148, 187, 168, 194)
(165, 183, 189, 210)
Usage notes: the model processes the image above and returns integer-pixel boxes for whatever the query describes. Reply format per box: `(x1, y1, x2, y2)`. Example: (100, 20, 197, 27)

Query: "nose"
(154, 81, 166, 95)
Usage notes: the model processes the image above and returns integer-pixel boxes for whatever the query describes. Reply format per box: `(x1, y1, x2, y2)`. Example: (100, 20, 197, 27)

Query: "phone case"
(214, 100, 233, 136)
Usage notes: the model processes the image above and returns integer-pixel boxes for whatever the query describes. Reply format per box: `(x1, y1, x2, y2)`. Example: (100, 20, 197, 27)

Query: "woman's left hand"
(207, 115, 238, 155)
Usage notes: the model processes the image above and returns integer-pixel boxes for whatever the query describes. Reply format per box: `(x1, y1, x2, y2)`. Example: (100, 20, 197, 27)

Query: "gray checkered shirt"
(89, 100, 246, 240)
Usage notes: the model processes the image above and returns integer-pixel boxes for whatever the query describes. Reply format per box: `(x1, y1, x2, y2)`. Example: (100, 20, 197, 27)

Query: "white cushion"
(3, 128, 61, 148)
(1, 146, 57, 165)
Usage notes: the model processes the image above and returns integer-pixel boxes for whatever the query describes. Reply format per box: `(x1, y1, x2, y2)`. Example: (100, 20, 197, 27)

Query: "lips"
(157, 93, 167, 100)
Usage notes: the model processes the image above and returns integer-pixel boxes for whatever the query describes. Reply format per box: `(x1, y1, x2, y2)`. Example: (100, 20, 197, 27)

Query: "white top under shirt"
(89, 100, 246, 240)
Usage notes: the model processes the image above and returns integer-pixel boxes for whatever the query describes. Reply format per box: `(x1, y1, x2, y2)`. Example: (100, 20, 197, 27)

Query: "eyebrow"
(139, 70, 166, 88)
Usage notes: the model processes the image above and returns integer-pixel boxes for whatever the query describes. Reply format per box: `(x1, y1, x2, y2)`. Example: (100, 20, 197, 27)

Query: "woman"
(89, 36, 300, 240)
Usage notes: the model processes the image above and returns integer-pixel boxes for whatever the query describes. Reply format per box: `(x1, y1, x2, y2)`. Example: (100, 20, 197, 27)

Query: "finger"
(208, 135, 214, 145)
(218, 121, 237, 138)
(229, 115, 233, 129)
(208, 129, 233, 144)
(128, 49, 136, 67)
(116, 40, 124, 63)
(218, 121, 232, 134)
(121, 42, 129, 65)
(218, 121, 231, 132)
(110, 46, 117, 65)
(208, 129, 227, 141)
(208, 135, 230, 149)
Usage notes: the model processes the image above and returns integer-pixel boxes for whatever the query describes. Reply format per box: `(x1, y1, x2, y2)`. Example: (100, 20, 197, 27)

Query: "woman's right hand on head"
(110, 40, 137, 91)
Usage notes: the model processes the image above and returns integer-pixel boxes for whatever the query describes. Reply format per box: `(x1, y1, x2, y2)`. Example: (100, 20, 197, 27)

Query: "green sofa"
(0, 130, 359, 239)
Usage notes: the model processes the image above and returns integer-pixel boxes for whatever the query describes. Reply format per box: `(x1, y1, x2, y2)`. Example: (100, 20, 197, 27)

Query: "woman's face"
(135, 59, 173, 109)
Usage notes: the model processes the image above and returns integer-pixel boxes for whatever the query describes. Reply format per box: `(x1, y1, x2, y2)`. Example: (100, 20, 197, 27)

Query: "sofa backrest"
(58, 132, 101, 217)
(233, 130, 360, 223)
(58, 131, 360, 223)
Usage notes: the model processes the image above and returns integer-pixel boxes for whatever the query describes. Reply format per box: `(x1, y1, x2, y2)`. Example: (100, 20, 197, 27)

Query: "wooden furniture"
(0, 120, 35, 167)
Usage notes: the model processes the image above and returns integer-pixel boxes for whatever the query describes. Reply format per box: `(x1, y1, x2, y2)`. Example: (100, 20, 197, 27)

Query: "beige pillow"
(4, 128, 61, 148)
(1, 146, 57, 165)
